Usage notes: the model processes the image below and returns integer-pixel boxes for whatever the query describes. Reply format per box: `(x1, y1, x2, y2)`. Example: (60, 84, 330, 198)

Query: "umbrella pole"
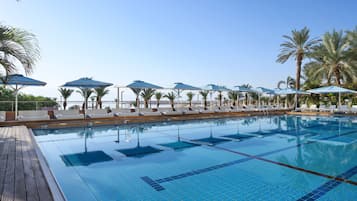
(84, 90, 87, 119)
(339, 92, 341, 107)
(15, 86, 18, 120)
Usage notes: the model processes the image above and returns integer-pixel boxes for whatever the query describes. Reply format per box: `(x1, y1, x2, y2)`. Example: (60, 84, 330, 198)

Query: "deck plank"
(0, 126, 53, 201)
(21, 126, 53, 201)
(1, 127, 16, 201)
(21, 127, 40, 201)
(0, 127, 10, 198)
(14, 127, 26, 201)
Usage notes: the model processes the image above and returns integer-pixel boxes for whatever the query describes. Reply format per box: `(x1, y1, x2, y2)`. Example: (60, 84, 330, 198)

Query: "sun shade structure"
(233, 86, 256, 93)
(307, 86, 357, 106)
(126, 80, 163, 89)
(274, 88, 310, 95)
(0, 74, 47, 120)
(204, 84, 230, 91)
(62, 77, 113, 117)
(172, 82, 201, 91)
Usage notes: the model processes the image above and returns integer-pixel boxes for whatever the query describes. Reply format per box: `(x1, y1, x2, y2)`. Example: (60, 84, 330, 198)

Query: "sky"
(1, 0, 357, 101)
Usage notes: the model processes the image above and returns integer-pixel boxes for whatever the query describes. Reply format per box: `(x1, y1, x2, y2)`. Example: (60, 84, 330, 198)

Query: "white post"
(15, 92, 18, 120)
(15, 84, 18, 120)
(84, 89, 87, 119)
(116, 87, 120, 109)
(338, 92, 341, 107)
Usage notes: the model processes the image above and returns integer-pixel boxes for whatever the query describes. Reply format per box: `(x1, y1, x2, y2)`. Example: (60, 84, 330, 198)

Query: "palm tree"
(0, 24, 40, 76)
(58, 88, 73, 110)
(186, 92, 194, 108)
(130, 88, 142, 108)
(77, 88, 93, 110)
(228, 91, 238, 107)
(94, 87, 109, 109)
(241, 84, 253, 105)
(277, 76, 296, 89)
(164, 92, 176, 111)
(140, 88, 156, 108)
(199, 90, 209, 110)
(277, 27, 320, 104)
(306, 30, 357, 86)
(155, 92, 162, 108)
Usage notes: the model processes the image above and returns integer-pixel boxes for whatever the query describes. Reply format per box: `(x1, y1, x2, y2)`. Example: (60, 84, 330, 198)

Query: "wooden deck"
(0, 126, 54, 201)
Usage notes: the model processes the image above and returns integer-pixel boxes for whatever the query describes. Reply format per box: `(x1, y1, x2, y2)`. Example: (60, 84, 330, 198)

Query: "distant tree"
(154, 92, 162, 108)
(164, 92, 176, 111)
(130, 88, 142, 108)
(94, 87, 109, 109)
(58, 88, 73, 110)
(77, 88, 93, 110)
(199, 90, 209, 110)
(228, 91, 238, 107)
(141, 88, 156, 108)
(186, 92, 194, 108)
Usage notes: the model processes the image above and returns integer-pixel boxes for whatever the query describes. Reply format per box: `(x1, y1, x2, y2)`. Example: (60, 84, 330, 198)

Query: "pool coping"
(29, 129, 67, 201)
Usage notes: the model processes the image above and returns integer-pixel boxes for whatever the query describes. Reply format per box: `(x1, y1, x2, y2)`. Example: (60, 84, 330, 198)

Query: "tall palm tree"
(186, 92, 194, 108)
(277, 27, 320, 104)
(58, 88, 73, 110)
(277, 76, 296, 89)
(130, 88, 142, 108)
(228, 91, 238, 107)
(155, 92, 162, 108)
(306, 30, 357, 86)
(0, 24, 40, 76)
(241, 84, 253, 105)
(164, 92, 176, 111)
(140, 88, 156, 108)
(199, 90, 209, 110)
(77, 88, 93, 110)
(94, 87, 109, 109)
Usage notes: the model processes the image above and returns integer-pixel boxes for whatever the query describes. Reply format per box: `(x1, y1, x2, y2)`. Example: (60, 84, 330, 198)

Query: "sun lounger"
(160, 108, 184, 115)
(319, 105, 336, 113)
(308, 104, 318, 112)
(183, 109, 200, 115)
(18, 110, 50, 121)
(351, 105, 357, 113)
(0, 111, 5, 122)
(111, 109, 140, 117)
(336, 105, 350, 113)
(139, 108, 162, 116)
(54, 110, 84, 119)
(86, 109, 112, 118)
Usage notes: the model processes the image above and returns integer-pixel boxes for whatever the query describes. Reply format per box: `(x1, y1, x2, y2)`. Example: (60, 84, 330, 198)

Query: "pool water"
(33, 115, 357, 201)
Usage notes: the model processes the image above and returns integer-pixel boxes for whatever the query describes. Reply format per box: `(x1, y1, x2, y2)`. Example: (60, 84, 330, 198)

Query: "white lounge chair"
(336, 105, 350, 113)
(18, 110, 50, 121)
(160, 108, 184, 115)
(0, 111, 5, 122)
(54, 110, 84, 119)
(140, 108, 162, 116)
(351, 105, 357, 113)
(111, 109, 140, 117)
(308, 104, 318, 112)
(86, 109, 112, 118)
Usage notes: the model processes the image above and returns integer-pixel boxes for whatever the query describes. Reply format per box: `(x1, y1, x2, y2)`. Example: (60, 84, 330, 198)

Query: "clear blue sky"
(1, 0, 356, 101)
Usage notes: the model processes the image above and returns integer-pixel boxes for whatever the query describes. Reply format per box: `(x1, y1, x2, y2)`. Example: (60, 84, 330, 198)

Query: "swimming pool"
(33, 115, 357, 201)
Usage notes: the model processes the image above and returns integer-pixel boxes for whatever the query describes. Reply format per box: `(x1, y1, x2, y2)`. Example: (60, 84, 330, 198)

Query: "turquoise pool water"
(33, 115, 357, 201)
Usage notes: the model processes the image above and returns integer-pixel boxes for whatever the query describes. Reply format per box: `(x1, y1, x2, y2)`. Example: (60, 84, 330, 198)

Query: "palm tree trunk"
(295, 54, 303, 108)
(334, 67, 341, 86)
(63, 100, 67, 110)
(156, 100, 160, 108)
